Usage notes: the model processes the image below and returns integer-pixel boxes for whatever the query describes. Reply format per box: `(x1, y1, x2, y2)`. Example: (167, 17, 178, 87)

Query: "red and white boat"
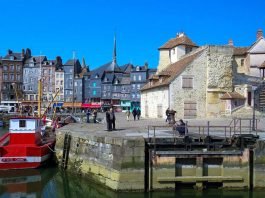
(0, 116, 56, 169)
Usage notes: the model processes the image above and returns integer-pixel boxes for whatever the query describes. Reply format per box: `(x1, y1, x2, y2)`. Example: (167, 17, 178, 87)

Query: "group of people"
(86, 109, 98, 123)
(126, 108, 141, 121)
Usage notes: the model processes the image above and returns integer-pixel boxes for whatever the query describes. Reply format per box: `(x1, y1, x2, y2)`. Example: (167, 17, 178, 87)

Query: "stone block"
(109, 170, 120, 181)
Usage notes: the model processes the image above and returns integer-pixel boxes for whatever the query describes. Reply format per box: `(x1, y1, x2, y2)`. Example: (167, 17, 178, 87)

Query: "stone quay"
(55, 113, 265, 191)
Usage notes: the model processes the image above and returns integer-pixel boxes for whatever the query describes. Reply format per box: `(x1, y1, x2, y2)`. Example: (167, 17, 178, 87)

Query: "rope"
(46, 144, 56, 153)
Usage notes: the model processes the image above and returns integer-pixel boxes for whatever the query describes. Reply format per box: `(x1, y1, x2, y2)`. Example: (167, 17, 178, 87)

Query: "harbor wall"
(55, 130, 265, 191)
(55, 131, 146, 191)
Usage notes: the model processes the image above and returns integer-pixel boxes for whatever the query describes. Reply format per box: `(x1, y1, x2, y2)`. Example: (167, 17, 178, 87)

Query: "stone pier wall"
(55, 131, 146, 191)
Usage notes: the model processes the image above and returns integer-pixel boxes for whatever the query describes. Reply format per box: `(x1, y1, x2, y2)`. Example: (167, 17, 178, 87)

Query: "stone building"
(141, 30, 265, 119)
(141, 46, 234, 119)
(1, 49, 26, 108)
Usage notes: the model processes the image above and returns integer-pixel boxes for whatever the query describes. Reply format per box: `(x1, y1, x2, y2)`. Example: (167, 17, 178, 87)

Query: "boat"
(0, 116, 56, 169)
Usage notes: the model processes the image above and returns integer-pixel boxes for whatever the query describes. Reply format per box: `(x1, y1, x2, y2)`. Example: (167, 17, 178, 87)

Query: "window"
(10, 74, 14, 80)
(138, 75, 142, 81)
(241, 59, 244, 66)
(16, 65, 21, 71)
(3, 65, 8, 71)
(185, 47, 192, 54)
(182, 76, 193, 89)
(56, 74, 59, 78)
(184, 101, 197, 118)
(136, 66, 140, 71)
(9, 56, 14, 60)
(133, 75, 136, 81)
(74, 82, 77, 86)
(60, 80, 63, 85)
(56, 80, 59, 85)
(30, 95, 34, 100)
(19, 120, 26, 128)
(137, 84, 140, 89)
(60, 74, 63, 78)
(132, 84, 135, 89)
(10, 65, 14, 71)
(93, 90, 96, 95)
(132, 94, 135, 98)
(4, 74, 8, 80)
(93, 82, 96, 87)
(16, 74, 20, 81)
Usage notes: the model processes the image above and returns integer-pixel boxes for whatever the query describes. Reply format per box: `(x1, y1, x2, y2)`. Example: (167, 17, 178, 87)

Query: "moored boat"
(0, 116, 55, 169)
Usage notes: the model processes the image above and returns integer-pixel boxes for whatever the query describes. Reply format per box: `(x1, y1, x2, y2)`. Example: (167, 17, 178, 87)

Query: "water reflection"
(0, 167, 265, 198)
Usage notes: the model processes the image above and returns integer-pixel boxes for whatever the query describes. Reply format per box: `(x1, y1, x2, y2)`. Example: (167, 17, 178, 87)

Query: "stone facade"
(206, 46, 233, 117)
(169, 48, 208, 118)
(141, 86, 169, 118)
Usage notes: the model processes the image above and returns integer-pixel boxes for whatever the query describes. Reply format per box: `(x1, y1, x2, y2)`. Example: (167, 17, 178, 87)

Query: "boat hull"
(0, 153, 52, 169)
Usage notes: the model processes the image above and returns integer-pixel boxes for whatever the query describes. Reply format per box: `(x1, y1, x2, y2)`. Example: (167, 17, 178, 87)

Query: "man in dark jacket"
(106, 109, 112, 131)
(132, 108, 137, 121)
(110, 108, 116, 130)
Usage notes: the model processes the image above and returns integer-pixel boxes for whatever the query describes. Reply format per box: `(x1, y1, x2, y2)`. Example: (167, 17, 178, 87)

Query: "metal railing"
(147, 118, 260, 144)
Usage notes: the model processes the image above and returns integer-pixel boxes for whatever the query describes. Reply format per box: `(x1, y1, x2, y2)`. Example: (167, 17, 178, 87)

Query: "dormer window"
(115, 80, 119, 84)
(136, 66, 140, 71)
(104, 78, 108, 82)
(9, 56, 14, 60)
(95, 74, 99, 78)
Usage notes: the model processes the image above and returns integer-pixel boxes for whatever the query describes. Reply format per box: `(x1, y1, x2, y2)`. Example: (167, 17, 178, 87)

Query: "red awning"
(81, 103, 101, 108)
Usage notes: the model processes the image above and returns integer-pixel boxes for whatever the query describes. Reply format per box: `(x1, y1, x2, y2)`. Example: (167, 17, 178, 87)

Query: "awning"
(53, 102, 64, 108)
(63, 102, 82, 108)
(220, 92, 245, 100)
(81, 103, 101, 108)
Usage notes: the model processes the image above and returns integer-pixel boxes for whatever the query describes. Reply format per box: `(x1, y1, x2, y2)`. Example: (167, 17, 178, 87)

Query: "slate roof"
(120, 75, 131, 85)
(90, 61, 122, 79)
(220, 92, 245, 100)
(120, 63, 133, 73)
(159, 34, 198, 49)
(233, 47, 249, 56)
(141, 48, 205, 91)
(3, 52, 23, 60)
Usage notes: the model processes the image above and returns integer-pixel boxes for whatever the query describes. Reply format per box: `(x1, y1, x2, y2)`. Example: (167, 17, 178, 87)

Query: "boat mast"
(38, 54, 42, 117)
(72, 51, 75, 115)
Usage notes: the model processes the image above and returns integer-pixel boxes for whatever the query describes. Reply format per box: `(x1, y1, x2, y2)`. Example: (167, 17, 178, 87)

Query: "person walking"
(92, 109, 98, 123)
(125, 108, 130, 121)
(136, 108, 141, 120)
(86, 109, 91, 123)
(110, 108, 116, 130)
(165, 108, 170, 122)
(132, 108, 137, 121)
(106, 109, 112, 131)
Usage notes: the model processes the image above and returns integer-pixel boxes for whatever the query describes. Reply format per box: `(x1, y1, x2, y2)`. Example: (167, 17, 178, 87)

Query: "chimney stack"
(21, 49, 25, 58)
(228, 39, 234, 46)
(257, 29, 263, 40)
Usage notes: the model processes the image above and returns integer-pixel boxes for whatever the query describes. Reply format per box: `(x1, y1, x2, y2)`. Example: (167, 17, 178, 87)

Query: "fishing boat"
(0, 116, 55, 169)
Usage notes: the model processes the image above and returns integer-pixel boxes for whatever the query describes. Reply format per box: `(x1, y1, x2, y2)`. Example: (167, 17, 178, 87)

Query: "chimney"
(228, 39, 234, 46)
(7, 49, 12, 55)
(257, 29, 263, 40)
(21, 49, 25, 58)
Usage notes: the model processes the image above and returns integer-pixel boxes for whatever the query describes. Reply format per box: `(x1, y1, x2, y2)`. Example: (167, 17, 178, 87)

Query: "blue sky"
(0, 0, 265, 69)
